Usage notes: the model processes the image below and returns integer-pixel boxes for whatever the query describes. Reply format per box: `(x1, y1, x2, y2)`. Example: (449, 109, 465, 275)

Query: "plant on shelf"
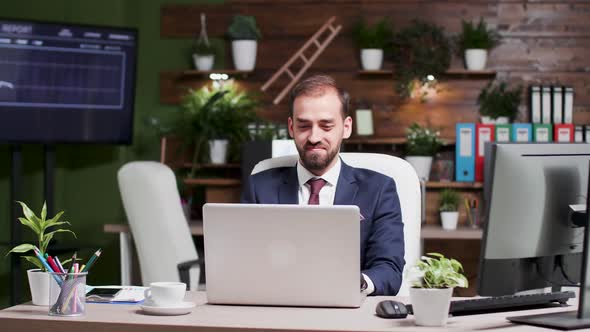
(192, 13, 216, 71)
(405, 123, 443, 181)
(408, 253, 468, 326)
(477, 81, 522, 123)
(455, 18, 500, 71)
(352, 18, 393, 70)
(390, 20, 451, 99)
(439, 189, 460, 230)
(226, 15, 262, 71)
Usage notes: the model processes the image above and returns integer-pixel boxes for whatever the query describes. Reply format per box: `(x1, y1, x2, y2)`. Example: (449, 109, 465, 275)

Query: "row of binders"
(530, 85, 574, 124)
(455, 123, 587, 182)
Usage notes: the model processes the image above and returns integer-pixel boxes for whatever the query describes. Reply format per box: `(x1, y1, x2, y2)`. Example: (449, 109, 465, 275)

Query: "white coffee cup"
(144, 282, 186, 306)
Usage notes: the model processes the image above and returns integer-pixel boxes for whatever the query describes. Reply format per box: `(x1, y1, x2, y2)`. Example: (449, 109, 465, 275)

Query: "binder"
(475, 124, 494, 182)
(455, 123, 476, 182)
(575, 125, 584, 143)
(541, 86, 552, 124)
(552, 86, 563, 124)
(533, 123, 553, 142)
(511, 123, 532, 142)
(564, 87, 574, 124)
(495, 124, 512, 143)
(554, 124, 574, 142)
(530, 86, 541, 123)
(585, 125, 590, 143)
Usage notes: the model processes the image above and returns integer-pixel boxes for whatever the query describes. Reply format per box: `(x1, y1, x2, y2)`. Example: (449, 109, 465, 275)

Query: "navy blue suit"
(241, 160, 405, 295)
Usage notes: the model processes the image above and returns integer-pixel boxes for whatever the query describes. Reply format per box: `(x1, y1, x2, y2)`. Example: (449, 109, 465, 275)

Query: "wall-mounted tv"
(0, 18, 137, 144)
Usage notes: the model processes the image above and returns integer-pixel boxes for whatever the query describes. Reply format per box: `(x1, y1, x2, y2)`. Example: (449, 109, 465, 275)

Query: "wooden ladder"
(261, 16, 342, 105)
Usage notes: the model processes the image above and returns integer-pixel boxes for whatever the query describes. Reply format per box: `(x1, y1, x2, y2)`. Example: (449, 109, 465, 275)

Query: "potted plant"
(477, 81, 523, 124)
(6, 201, 76, 305)
(408, 253, 468, 326)
(405, 123, 443, 180)
(192, 13, 215, 71)
(456, 18, 500, 71)
(352, 18, 392, 70)
(226, 15, 262, 71)
(439, 188, 460, 230)
(390, 20, 451, 99)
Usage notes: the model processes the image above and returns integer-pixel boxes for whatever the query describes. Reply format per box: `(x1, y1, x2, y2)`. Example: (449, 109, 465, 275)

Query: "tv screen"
(0, 19, 137, 144)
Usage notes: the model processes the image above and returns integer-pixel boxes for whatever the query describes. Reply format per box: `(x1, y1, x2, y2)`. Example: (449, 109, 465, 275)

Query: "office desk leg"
(120, 233, 133, 285)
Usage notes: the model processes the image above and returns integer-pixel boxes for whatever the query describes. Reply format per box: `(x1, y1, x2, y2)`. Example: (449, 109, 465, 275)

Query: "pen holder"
(470, 208, 479, 228)
(48, 272, 88, 316)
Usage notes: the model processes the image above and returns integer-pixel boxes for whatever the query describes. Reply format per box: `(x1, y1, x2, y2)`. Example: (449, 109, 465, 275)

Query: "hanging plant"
(390, 20, 451, 99)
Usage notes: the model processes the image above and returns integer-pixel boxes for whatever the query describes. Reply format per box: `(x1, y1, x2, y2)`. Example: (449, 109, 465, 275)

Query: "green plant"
(6, 201, 76, 271)
(477, 81, 523, 120)
(352, 18, 393, 49)
(411, 253, 468, 288)
(226, 15, 262, 40)
(439, 189, 460, 212)
(192, 40, 215, 55)
(456, 18, 500, 53)
(390, 20, 451, 98)
(406, 123, 443, 156)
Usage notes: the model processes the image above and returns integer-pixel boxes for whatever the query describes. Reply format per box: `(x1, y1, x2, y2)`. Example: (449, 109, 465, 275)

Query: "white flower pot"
(192, 54, 214, 71)
(441, 211, 459, 230)
(360, 49, 383, 70)
(480, 116, 509, 124)
(27, 269, 59, 306)
(409, 287, 453, 326)
(209, 139, 229, 164)
(231, 40, 257, 71)
(465, 49, 488, 70)
(405, 156, 433, 181)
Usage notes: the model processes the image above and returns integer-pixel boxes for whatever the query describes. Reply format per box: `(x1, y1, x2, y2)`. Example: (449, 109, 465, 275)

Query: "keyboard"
(405, 291, 575, 316)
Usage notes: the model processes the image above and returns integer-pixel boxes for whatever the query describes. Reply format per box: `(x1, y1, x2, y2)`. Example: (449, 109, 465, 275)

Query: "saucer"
(140, 301, 196, 316)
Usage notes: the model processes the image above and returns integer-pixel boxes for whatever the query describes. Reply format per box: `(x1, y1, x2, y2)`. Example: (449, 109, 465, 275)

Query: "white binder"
(564, 87, 574, 124)
(530, 86, 541, 123)
(541, 86, 552, 124)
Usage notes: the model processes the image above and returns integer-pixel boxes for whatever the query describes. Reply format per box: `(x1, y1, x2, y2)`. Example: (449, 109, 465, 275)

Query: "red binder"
(475, 124, 495, 182)
(554, 124, 574, 142)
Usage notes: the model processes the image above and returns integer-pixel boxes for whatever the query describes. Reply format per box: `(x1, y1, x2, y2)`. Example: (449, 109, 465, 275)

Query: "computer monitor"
(479, 143, 590, 329)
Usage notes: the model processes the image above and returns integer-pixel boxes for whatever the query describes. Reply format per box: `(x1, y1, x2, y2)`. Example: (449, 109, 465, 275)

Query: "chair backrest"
(252, 153, 421, 296)
(117, 161, 199, 289)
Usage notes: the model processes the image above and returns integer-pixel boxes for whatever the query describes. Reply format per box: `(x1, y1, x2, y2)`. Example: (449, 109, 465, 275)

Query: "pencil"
(81, 249, 102, 272)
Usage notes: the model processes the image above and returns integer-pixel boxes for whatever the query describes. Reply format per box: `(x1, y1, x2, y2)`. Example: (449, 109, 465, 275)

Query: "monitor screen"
(478, 143, 588, 296)
(0, 18, 137, 144)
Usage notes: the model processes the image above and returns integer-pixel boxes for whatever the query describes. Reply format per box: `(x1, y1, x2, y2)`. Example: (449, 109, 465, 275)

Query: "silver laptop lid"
(203, 203, 362, 307)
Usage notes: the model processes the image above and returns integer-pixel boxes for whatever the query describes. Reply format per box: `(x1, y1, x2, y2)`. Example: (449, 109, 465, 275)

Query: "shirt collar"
(297, 156, 341, 187)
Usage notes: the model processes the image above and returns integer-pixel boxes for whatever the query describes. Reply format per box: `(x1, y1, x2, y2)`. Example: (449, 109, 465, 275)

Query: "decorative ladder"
(261, 16, 342, 105)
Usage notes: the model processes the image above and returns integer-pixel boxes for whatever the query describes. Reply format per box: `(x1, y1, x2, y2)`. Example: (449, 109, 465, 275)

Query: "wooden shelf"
(180, 69, 253, 77)
(345, 137, 455, 146)
(420, 225, 483, 240)
(183, 178, 241, 186)
(357, 69, 496, 78)
(426, 181, 483, 189)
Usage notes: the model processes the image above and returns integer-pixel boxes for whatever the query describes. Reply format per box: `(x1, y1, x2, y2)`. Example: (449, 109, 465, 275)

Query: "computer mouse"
(375, 300, 408, 319)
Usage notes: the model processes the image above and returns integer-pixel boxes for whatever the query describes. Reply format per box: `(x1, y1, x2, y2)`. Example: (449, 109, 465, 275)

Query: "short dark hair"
(288, 75, 349, 118)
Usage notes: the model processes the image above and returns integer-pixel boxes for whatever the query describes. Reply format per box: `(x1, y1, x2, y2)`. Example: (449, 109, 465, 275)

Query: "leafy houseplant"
(439, 189, 461, 230)
(352, 18, 392, 70)
(409, 253, 468, 326)
(390, 20, 451, 98)
(456, 18, 501, 70)
(405, 123, 443, 157)
(226, 15, 262, 41)
(192, 13, 216, 71)
(227, 15, 262, 71)
(477, 81, 523, 123)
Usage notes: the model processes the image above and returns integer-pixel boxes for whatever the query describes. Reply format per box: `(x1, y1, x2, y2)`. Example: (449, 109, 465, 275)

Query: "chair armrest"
(177, 259, 202, 289)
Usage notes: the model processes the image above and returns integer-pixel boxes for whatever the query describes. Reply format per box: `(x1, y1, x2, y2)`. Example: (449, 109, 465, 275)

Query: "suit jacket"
(241, 160, 405, 295)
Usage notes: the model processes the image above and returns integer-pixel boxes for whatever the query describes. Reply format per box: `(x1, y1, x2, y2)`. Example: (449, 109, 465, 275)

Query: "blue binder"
(512, 123, 533, 142)
(455, 123, 475, 182)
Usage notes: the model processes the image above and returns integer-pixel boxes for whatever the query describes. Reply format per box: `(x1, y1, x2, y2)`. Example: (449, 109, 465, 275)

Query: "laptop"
(203, 203, 363, 307)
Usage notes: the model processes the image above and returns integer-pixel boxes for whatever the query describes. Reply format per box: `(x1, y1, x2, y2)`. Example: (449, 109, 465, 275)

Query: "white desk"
(0, 291, 584, 332)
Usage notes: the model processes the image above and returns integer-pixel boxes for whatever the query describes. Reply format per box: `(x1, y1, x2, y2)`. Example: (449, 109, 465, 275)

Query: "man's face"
(288, 89, 352, 175)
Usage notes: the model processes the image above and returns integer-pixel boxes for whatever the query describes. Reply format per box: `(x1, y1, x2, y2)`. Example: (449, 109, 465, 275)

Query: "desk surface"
(0, 291, 581, 332)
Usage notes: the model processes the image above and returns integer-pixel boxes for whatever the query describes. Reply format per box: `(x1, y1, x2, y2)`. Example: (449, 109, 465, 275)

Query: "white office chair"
(117, 161, 200, 290)
(251, 153, 421, 296)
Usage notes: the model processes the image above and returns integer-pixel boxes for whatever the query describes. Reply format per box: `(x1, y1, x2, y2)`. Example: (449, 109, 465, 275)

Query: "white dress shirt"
(295, 157, 375, 295)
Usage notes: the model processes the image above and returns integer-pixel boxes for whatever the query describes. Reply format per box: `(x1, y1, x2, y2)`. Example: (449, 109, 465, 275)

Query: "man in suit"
(242, 75, 404, 296)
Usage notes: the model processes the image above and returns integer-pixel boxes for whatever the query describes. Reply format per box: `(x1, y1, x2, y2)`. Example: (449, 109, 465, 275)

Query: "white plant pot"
(360, 49, 383, 70)
(480, 116, 509, 124)
(409, 287, 453, 326)
(209, 139, 229, 164)
(27, 269, 59, 306)
(440, 211, 459, 230)
(465, 49, 488, 71)
(405, 156, 433, 181)
(192, 54, 214, 71)
(231, 40, 257, 71)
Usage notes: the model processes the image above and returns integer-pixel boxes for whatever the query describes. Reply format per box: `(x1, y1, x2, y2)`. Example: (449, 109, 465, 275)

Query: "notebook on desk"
(203, 203, 363, 308)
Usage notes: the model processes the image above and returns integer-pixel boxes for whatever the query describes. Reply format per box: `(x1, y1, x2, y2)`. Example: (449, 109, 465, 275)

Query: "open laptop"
(203, 203, 363, 308)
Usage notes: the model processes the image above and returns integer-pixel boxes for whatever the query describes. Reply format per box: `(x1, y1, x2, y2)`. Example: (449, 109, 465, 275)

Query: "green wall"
(0, 0, 215, 308)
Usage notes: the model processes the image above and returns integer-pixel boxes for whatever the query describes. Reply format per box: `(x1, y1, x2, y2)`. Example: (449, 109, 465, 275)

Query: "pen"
(464, 198, 473, 226)
(33, 247, 63, 286)
(54, 256, 66, 273)
(81, 248, 102, 272)
(46, 255, 60, 273)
